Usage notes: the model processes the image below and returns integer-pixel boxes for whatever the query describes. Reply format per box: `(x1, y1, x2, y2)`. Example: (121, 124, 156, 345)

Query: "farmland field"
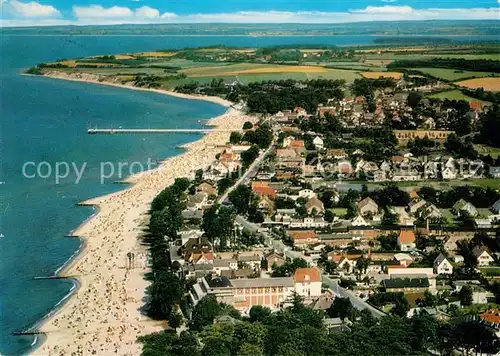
(427, 90, 489, 103)
(414, 68, 496, 81)
(456, 77, 500, 92)
(361, 71, 402, 79)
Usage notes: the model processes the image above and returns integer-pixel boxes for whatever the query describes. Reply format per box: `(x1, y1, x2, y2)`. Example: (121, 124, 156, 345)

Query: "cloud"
(1, 4, 499, 26)
(73, 4, 162, 20)
(4, 0, 61, 18)
(351, 5, 414, 14)
(73, 5, 133, 19)
(134, 6, 160, 18)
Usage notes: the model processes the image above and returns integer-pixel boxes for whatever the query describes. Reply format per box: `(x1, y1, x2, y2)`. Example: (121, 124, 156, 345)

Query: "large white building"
(189, 267, 323, 312)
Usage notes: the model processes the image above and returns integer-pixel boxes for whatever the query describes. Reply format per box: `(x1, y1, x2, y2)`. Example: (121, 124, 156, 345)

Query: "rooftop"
(294, 267, 321, 283)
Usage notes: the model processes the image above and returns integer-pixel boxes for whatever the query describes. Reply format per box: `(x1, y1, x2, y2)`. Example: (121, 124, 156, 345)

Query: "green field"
(415, 68, 496, 82)
(427, 90, 489, 103)
(469, 179, 500, 190)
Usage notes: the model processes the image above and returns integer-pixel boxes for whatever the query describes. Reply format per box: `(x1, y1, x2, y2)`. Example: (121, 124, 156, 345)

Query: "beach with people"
(33, 76, 254, 355)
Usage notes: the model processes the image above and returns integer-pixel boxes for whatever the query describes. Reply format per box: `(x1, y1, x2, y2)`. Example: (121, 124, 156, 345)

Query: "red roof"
(481, 309, 500, 324)
(294, 267, 321, 283)
(289, 230, 318, 241)
(251, 182, 276, 198)
(398, 231, 416, 244)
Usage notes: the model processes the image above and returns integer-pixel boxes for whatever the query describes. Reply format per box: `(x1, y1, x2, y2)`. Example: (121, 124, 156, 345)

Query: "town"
(140, 72, 500, 354)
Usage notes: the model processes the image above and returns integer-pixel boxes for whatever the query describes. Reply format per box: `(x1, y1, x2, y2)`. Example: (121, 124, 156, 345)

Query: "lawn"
(469, 178, 500, 190)
(475, 145, 500, 158)
(427, 90, 489, 104)
(414, 68, 496, 82)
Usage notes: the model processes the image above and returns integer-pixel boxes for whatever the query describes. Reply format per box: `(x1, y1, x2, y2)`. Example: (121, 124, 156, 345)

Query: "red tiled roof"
(294, 267, 321, 283)
(289, 230, 318, 241)
(398, 230, 416, 244)
(481, 309, 500, 324)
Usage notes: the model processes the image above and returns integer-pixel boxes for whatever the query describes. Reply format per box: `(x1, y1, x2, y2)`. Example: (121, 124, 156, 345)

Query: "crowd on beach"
(38, 102, 253, 355)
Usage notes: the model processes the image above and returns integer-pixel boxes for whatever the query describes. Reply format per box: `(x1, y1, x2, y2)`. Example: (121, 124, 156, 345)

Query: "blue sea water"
(0, 33, 492, 355)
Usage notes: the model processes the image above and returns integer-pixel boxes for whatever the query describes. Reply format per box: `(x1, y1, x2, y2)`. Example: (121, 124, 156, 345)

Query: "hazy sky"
(1, 0, 499, 27)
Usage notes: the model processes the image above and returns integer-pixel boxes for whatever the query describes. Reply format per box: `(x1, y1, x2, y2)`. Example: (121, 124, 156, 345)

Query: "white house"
(351, 215, 369, 227)
(442, 166, 457, 180)
(433, 254, 453, 275)
(473, 246, 494, 266)
(397, 230, 416, 251)
(293, 267, 322, 298)
(298, 189, 316, 199)
(313, 136, 324, 150)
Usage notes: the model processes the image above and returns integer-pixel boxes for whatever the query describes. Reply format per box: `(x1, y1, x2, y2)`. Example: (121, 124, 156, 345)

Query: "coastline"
(36, 71, 233, 108)
(31, 72, 255, 355)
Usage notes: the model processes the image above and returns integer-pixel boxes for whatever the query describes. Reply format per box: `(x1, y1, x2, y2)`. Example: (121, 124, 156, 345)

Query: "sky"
(0, 0, 498, 27)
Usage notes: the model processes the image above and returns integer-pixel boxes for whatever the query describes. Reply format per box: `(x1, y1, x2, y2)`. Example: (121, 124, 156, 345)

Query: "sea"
(0, 33, 493, 355)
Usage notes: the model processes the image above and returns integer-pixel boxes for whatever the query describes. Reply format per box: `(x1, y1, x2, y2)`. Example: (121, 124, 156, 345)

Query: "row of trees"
(145, 178, 190, 323)
(139, 293, 500, 356)
(388, 58, 500, 73)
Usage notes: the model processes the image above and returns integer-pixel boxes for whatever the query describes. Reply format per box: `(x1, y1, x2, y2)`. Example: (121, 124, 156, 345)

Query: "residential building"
(186, 192, 208, 211)
(196, 182, 217, 196)
(492, 199, 500, 214)
(326, 149, 346, 160)
(489, 167, 500, 178)
(397, 230, 416, 251)
(252, 181, 277, 199)
(452, 199, 478, 218)
(293, 267, 322, 298)
(305, 197, 324, 215)
(313, 136, 324, 150)
(383, 277, 430, 294)
(265, 251, 286, 271)
(433, 254, 453, 275)
(213, 258, 238, 275)
(357, 197, 379, 216)
(351, 215, 369, 227)
(289, 230, 319, 248)
(473, 246, 494, 266)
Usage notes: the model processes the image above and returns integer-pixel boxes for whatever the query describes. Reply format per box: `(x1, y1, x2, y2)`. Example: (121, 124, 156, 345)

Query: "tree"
(229, 131, 243, 144)
(241, 145, 260, 168)
(243, 121, 253, 130)
(324, 209, 335, 223)
(228, 185, 252, 215)
(407, 91, 422, 108)
(480, 104, 500, 147)
(168, 311, 183, 329)
(355, 256, 369, 275)
(327, 297, 357, 321)
(458, 285, 473, 306)
(189, 295, 222, 331)
(138, 330, 200, 356)
(146, 271, 183, 320)
(249, 305, 272, 323)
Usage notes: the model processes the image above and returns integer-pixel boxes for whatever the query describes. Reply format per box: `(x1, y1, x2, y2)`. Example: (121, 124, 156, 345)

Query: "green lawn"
(428, 90, 489, 104)
(475, 145, 500, 158)
(469, 178, 500, 190)
(415, 68, 496, 82)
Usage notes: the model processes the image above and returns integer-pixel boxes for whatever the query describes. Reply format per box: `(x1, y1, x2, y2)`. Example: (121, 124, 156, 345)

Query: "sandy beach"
(34, 72, 255, 355)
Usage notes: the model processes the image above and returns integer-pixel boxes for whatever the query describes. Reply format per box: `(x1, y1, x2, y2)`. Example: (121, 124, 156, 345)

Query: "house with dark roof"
(383, 277, 430, 293)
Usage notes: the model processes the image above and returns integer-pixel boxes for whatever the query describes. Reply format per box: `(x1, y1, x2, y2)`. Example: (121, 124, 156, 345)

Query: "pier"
(88, 128, 240, 135)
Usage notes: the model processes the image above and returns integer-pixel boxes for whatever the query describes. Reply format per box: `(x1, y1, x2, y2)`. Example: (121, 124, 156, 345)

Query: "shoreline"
(29, 72, 255, 355)
(33, 71, 233, 108)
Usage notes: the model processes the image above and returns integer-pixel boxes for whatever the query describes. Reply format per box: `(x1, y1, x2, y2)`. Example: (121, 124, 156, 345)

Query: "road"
(322, 275, 386, 318)
(217, 140, 275, 204)
(234, 214, 385, 318)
